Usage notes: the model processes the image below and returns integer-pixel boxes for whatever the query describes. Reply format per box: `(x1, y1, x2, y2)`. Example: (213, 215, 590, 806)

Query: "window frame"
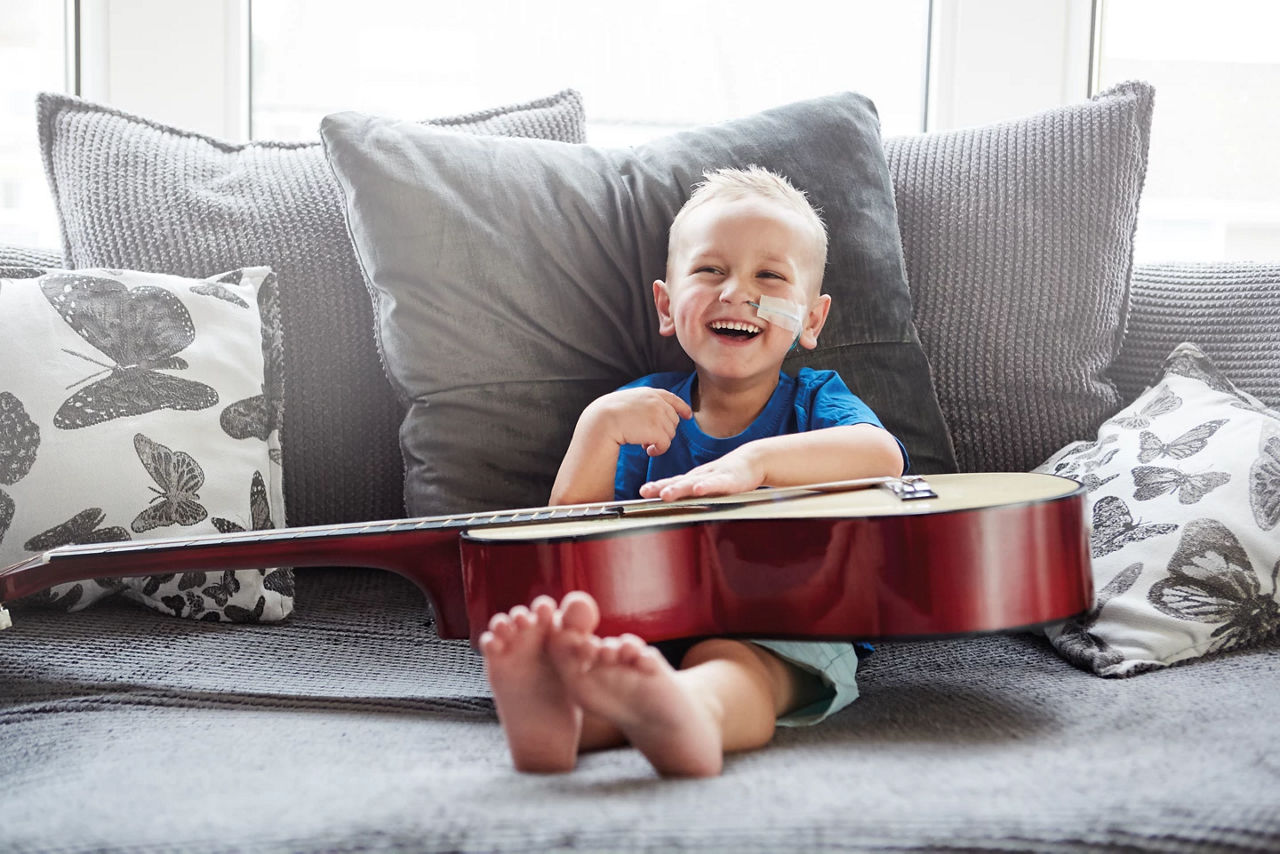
(67, 0, 1097, 141)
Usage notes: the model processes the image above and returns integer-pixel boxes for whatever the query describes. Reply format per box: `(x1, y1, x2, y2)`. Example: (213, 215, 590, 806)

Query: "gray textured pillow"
(884, 82, 1154, 473)
(1112, 262, 1280, 410)
(322, 93, 957, 516)
(0, 244, 62, 279)
(38, 90, 586, 529)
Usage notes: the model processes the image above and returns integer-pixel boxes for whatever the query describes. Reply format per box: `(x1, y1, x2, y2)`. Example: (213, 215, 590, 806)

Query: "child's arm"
(638, 424, 904, 502)
(550, 388, 694, 506)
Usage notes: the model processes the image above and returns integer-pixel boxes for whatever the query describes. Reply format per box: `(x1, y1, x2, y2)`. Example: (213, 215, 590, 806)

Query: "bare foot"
(548, 593, 724, 777)
(479, 595, 581, 773)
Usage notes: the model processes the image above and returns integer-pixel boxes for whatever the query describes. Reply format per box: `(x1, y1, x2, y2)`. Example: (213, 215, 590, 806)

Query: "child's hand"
(583, 388, 693, 457)
(639, 449, 764, 501)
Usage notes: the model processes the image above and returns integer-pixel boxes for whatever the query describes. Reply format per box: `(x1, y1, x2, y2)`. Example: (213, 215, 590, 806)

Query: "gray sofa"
(3, 82, 1279, 853)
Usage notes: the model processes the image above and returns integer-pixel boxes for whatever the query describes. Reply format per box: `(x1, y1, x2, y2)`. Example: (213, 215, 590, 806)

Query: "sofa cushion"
(1113, 262, 1280, 409)
(0, 267, 290, 621)
(884, 82, 1154, 473)
(1035, 342, 1280, 677)
(321, 93, 957, 515)
(38, 90, 586, 529)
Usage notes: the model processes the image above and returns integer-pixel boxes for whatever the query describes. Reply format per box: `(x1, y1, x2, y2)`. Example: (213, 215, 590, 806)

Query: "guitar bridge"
(880, 475, 937, 501)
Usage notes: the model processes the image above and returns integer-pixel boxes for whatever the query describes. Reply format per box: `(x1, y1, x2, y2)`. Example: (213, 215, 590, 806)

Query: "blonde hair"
(668, 166, 828, 279)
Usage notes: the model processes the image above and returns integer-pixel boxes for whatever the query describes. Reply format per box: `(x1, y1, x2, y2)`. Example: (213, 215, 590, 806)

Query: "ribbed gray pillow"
(1111, 262, 1280, 409)
(884, 82, 1154, 473)
(0, 245, 62, 278)
(38, 90, 586, 528)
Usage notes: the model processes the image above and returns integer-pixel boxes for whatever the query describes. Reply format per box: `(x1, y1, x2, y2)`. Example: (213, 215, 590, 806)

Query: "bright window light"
(250, 0, 930, 145)
(1097, 0, 1280, 261)
(0, 0, 66, 249)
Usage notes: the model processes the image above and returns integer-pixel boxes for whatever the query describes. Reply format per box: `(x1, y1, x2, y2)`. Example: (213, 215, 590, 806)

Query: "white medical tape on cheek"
(751, 294, 803, 333)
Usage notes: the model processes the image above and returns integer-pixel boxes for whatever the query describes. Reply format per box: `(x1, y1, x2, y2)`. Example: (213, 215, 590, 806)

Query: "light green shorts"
(750, 640, 861, 727)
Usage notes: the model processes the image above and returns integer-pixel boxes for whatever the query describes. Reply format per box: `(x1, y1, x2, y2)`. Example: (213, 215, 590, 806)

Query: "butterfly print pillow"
(0, 267, 292, 623)
(1035, 343, 1280, 677)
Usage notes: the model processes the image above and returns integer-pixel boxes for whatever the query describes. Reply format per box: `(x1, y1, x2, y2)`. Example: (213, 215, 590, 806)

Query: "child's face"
(654, 196, 831, 389)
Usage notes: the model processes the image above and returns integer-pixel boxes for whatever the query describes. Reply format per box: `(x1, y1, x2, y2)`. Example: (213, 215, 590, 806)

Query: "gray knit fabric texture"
(884, 82, 1153, 473)
(3, 568, 1277, 852)
(37, 91, 586, 529)
(0, 244, 62, 278)
(1112, 262, 1280, 408)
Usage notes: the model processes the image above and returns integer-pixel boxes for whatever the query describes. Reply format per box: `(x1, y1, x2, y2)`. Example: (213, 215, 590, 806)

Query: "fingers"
(647, 391, 690, 451)
(600, 388, 691, 454)
(639, 473, 709, 502)
(640, 462, 759, 502)
(659, 390, 694, 420)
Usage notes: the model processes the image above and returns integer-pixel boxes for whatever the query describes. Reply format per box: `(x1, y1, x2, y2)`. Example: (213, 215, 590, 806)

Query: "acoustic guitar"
(0, 473, 1093, 644)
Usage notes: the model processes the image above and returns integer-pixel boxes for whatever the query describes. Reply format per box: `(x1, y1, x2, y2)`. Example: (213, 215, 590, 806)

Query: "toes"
(607, 635, 662, 673)
(486, 600, 557, 648)
(487, 612, 515, 640)
(551, 630, 599, 673)
(615, 634, 646, 665)
(596, 636, 623, 666)
(509, 605, 534, 630)
(557, 591, 600, 634)
(572, 633, 602, 663)
(634, 646, 664, 674)
(478, 630, 505, 657)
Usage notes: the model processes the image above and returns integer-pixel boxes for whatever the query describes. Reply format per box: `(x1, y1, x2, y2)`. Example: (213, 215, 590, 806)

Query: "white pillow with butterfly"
(0, 267, 291, 622)
(1034, 342, 1279, 677)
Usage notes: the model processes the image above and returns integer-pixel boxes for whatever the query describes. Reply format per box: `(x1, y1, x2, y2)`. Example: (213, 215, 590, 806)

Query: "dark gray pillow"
(1111, 262, 1280, 409)
(884, 82, 1154, 473)
(322, 93, 957, 516)
(38, 90, 586, 528)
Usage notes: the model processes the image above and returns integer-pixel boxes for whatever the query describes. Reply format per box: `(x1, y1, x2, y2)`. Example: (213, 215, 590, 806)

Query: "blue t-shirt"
(614, 367, 907, 500)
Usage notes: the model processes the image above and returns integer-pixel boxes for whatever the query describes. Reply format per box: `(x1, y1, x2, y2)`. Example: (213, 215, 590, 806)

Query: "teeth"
(710, 321, 762, 334)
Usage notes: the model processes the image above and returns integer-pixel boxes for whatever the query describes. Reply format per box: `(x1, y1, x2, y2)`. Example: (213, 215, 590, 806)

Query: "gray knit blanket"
(3, 568, 1277, 853)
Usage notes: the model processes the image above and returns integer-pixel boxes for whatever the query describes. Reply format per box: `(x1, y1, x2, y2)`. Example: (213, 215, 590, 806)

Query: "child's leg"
(548, 593, 827, 777)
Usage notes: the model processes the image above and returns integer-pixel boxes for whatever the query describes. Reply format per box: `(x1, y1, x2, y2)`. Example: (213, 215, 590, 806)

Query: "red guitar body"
(1, 474, 1093, 645)
(460, 475, 1092, 645)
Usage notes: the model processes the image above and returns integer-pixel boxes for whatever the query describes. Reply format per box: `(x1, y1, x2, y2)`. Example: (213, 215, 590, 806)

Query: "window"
(3, 1, 1278, 263)
(0, 0, 67, 249)
(250, 0, 931, 144)
(1095, 0, 1280, 261)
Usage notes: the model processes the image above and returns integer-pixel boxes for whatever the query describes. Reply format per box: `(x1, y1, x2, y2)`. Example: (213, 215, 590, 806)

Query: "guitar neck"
(0, 501, 626, 604)
(0, 477, 922, 616)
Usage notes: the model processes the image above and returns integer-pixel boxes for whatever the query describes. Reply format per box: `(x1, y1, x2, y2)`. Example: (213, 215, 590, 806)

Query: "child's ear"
(797, 293, 831, 350)
(653, 280, 676, 337)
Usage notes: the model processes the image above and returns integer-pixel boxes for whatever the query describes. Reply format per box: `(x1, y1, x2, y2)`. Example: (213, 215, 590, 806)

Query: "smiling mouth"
(709, 320, 762, 339)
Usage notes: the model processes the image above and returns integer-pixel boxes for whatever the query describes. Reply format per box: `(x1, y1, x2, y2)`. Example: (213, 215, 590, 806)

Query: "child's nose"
(718, 274, 753, 303)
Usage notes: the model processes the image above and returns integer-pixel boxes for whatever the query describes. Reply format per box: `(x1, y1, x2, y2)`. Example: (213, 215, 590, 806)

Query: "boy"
(481, 167, 907, 777)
